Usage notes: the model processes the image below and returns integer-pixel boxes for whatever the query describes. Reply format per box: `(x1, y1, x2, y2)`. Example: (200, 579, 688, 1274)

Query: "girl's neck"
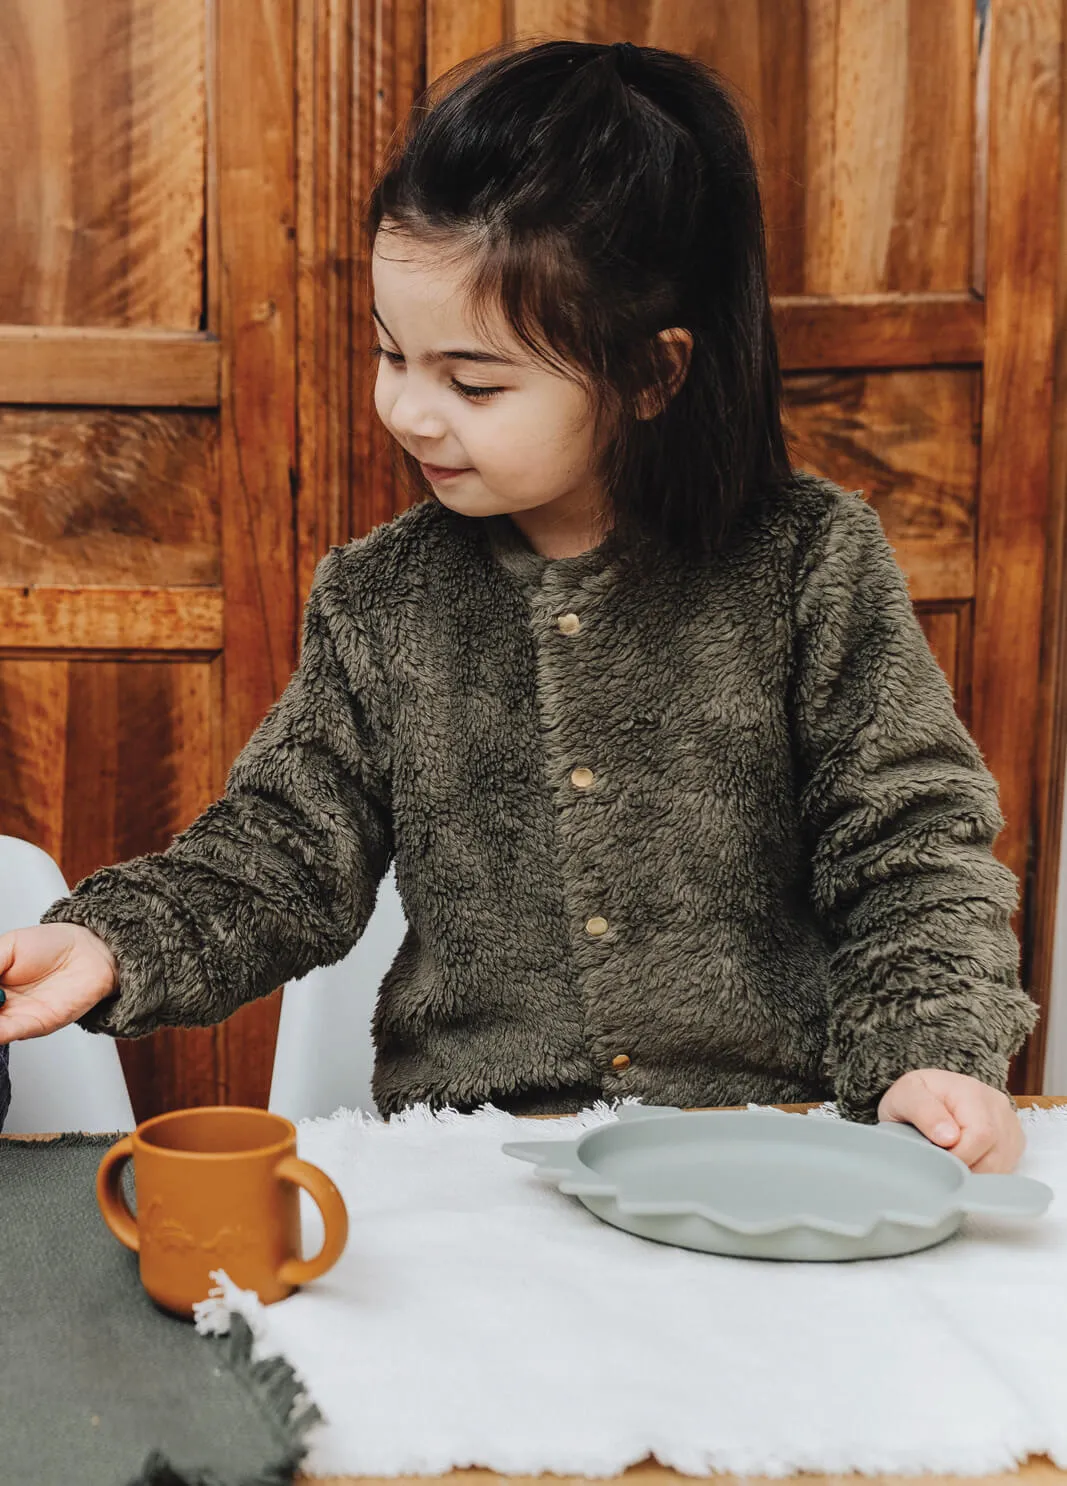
(507, 499, 610, 561)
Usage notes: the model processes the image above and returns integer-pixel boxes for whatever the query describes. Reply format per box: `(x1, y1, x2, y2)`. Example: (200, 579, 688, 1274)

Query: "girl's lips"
(421, 462, 471, 480)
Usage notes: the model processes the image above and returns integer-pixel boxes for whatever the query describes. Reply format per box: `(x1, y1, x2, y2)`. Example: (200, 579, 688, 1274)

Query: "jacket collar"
(478, 512, 619, 594)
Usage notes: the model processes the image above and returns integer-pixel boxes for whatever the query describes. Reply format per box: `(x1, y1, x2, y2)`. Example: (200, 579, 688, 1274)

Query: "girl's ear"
(635, 327, 694, 420)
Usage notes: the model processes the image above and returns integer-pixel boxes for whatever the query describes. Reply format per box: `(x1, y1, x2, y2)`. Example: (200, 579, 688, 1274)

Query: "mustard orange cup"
(96, 1105, 349, 1319)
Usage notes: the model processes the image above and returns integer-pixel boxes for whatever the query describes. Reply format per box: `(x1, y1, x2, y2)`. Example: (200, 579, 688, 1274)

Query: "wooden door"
(0, 0, 297, 1118)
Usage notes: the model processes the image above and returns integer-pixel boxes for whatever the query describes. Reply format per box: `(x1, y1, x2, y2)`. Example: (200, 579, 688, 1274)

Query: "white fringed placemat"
(194, 1101, 1067, 1479)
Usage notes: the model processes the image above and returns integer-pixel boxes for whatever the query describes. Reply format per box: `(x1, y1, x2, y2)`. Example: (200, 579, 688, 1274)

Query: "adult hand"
(0, 924, 118, 1042)
(877, 1067, 1024, 1173)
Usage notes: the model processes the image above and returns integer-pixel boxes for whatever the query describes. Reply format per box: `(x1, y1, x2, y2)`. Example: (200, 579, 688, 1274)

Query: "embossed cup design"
(96, 1106, 348, 1319)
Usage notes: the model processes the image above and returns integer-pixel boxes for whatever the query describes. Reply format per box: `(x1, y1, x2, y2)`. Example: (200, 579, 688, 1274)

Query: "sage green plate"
(502, 1105, 1053, 1261)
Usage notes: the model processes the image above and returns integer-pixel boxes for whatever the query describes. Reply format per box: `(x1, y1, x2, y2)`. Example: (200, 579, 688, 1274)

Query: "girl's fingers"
(880, 1070, 1022, 1172)
(941, 1111, 998, 1170)
(0, 931, 16, 983)
(0, 994, 60, 1044)
(879, 1074, 960, 1147)
(942, 1091, 1018, 1172)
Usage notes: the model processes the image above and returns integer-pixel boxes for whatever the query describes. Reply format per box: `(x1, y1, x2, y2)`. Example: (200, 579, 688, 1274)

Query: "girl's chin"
(430, 486, 507, 516)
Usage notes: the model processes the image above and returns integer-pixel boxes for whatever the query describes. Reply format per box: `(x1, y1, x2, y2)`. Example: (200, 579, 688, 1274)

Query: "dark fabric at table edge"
(16, 1132, 323, 1486)
(124, 1313, 322, 1486)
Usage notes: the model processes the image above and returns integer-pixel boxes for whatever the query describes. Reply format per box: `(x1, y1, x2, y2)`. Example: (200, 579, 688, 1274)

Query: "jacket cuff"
(830, 1000, 1038, 1124)
(39, 867, 190, 1039)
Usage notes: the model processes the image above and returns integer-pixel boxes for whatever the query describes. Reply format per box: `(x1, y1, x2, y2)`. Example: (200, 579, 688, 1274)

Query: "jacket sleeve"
(789, 488, 1039, 1123)
(40, 548, 394, 1038)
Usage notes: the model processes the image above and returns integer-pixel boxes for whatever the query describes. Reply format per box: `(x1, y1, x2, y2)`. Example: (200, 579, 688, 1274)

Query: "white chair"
(0, 835, 136, 1134)
(268, 863, 408, 1122)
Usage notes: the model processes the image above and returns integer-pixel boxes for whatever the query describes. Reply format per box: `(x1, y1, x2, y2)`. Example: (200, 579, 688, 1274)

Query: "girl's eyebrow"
(372, 305, 521, 367)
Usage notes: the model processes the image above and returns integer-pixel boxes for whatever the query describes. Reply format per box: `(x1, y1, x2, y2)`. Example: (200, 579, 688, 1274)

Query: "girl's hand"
(877, 1067, 1025, 1173)
(0, 925, 119, 1043)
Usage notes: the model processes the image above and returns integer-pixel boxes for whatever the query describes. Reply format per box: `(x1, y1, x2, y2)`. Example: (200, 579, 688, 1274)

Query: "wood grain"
(60, 659, 219, 1117)
(0, 588, 223, 652)
(0, 0, 206, 327)
(829, 0, 974, 292)
(917, 604, 974, 731)
(300, 1454, 1067, 1486)
(774, 294, 983, 370)
(1031, 0, 1067, 1095)
(0, 657, 220, 1119)
(0, 410, 220, 588)
(0, 659, 70, 865)
(972, 0, 1063, 1091)
(295, 0, 357, 601)
(213, 0, 300, 1109)
(350, 0, 428, 544)
(784, 369, 979, 608)
(0, 329, 220, 407)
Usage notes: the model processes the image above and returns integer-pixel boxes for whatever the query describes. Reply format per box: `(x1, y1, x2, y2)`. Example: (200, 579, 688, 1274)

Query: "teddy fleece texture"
(42, 472, 1038, 1122)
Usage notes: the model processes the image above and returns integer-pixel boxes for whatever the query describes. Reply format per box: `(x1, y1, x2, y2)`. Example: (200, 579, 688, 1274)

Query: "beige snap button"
(586, 915, 609, 937)
(611, 1054, 631, 1070)
(557, 612, 581, 634)
(570, 767, 595, 789)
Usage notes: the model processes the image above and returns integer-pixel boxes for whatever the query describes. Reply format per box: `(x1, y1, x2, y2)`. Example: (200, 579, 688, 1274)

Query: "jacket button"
(570, 766, 595, 789)
(557, 612, 581, 634)
(611, 1054, 631, 1070)
(585, 915, 609, 936)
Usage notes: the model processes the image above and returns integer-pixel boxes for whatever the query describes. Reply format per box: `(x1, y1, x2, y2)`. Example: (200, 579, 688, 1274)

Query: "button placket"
(540, 571, 625, 1087)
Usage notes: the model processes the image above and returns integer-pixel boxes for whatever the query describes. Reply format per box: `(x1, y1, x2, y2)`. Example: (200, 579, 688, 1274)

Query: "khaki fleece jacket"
(42, 471, 1039, 1121)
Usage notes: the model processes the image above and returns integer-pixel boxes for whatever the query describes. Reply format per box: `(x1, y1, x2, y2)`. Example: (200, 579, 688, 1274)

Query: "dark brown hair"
(363, 37, 797, 570)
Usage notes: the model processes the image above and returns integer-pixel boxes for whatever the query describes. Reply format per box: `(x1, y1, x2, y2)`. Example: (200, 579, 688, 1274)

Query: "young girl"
(0, 39, 1038, 1171)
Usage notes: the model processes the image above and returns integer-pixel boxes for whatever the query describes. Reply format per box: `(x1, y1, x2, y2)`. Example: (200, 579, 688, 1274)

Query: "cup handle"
(96, 1136, 140, 1252)
(274, 1155, 349, 1286)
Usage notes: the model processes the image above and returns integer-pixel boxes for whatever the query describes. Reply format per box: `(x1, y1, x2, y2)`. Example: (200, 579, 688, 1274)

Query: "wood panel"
(348, 0, 427, 547)
(973, 0, 1063, 1090)
(916, 604, 974, 730)
(1033, 0, 1067, 1095)
(212, 0, 300, 1108)
(0, 0, 298, 1121)
(0, 659, 69, 865)
(0, 0, 206, 327)
(295, 0, 357, 601)
(0, 588, 223, 652)
(0, 411, 219, 587)
(0, 329, 220, 406)
(774, 294, 984, 371)
(784, 369, 979, 604)
(0, 656, 220, 1113)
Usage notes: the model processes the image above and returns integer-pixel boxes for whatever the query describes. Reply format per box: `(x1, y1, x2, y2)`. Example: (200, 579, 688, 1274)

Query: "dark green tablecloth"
(0, 1134, 320, 1486)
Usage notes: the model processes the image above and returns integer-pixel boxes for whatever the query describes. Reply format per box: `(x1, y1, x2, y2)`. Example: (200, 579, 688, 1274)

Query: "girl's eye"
(370, 346, 502, 402)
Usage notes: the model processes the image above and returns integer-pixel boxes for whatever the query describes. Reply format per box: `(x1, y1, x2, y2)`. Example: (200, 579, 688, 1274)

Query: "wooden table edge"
(7, 1099, 1064, 1485)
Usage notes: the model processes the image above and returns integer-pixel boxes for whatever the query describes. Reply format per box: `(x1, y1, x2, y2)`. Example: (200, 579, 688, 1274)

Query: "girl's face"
(371, 229, 608, 554)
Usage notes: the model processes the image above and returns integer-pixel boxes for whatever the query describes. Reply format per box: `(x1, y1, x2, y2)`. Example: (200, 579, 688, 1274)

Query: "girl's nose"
(388, 384, 449, 443)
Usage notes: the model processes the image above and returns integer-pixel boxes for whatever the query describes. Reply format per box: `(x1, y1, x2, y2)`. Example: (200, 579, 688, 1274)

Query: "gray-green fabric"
(41, 472, 1038, 1122)
(0, 1134, 317, 1486)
